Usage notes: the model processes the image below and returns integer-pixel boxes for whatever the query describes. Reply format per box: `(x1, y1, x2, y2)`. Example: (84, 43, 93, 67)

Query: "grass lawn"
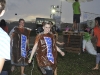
(11, 33, 100, 75)
(11, 51, 100, 75)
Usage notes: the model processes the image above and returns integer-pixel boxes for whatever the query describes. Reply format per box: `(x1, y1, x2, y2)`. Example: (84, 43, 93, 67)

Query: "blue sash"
(44, 37, 54, 64)
(21, 34, 27, 58)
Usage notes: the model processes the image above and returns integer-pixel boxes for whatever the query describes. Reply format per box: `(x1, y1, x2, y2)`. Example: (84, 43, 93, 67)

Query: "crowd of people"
(0, 0, 100, 75)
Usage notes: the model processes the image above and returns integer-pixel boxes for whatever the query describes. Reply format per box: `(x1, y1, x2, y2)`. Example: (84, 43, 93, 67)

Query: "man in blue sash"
(10, 19, 31, 75)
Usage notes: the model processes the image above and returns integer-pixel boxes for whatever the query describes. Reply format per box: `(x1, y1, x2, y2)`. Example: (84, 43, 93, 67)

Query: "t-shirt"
(73, 1, 80, 14)
(93, 26, 100, 47)
(0, 27, 10, 60)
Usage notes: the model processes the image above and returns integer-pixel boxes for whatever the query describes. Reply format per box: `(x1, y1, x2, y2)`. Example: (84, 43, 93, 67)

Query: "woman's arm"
(0, 58, 5, 73)
(56, 41, 64, 45)
(28, 43, 38, 63)
(56, 46, 65, 56)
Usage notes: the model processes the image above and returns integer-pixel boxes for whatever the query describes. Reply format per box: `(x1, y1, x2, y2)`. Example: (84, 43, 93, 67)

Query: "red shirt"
(94, 26, 100, 47)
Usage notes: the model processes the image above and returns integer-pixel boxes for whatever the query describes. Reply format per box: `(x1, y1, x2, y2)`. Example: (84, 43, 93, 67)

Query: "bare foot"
(92, 67, 99, 70)
(11, 66, 15, 72)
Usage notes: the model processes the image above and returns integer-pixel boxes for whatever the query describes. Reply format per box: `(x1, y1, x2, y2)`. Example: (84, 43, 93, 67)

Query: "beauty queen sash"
(21, 34, 27, 58)
(44, 37, 54, 64)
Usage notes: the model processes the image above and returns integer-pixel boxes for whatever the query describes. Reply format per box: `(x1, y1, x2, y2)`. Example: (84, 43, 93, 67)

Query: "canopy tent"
(66, 0, 93, 3)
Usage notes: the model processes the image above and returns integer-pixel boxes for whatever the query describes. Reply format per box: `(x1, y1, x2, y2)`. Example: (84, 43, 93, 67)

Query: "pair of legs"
(11, 66, 25, 75)
(2, 60, 11, 75)
(40, 66, 55, 75)
(72, 22, 80, 31)
(72, 14, 80, 32)
(54, 67, 57, 75)
(72, 21, 79, 31)
(45, 68, 57, 75)
(92, 53, 100, 70)
(92, 47, 100, 70)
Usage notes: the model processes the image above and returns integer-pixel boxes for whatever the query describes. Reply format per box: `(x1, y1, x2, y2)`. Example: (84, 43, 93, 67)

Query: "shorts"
(73, 14, 80, 23)
(0, 71, 8, 75)
(39, 66, 53, 75)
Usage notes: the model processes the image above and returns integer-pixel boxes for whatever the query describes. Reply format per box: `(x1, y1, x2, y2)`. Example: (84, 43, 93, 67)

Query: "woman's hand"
(28, 58, 32, 63)
(60, 51, 65, 56)
(60, 42, 65, 45)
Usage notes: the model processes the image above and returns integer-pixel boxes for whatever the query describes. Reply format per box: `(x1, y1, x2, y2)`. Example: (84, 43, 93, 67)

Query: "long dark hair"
(95, 17, 100, 26)
(0, 19, 6, 27)
(0, 19, 8, 33)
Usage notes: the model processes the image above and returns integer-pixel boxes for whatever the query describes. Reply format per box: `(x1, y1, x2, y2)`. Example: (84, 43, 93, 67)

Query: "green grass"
(11, 51, 100, 75)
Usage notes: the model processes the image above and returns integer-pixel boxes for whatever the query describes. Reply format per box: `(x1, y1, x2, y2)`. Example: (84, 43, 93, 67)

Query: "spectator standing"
(72, 0, 81, 32)
(0, 0, 11, 75)
(10, 19, 31, 75)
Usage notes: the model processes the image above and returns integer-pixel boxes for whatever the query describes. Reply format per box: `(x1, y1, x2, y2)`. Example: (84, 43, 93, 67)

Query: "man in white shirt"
(0, 0, 10, 73)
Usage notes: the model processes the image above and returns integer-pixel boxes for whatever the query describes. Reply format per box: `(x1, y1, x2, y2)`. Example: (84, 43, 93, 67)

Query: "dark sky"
(1, 0, 100, 23)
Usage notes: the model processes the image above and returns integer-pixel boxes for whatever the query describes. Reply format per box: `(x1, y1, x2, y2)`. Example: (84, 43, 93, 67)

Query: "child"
(83, 27, 97, 55)
(28, 23, 65, 75)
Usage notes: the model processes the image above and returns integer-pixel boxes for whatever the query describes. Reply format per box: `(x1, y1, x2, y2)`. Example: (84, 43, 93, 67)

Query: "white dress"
(83, 39, 97, 55)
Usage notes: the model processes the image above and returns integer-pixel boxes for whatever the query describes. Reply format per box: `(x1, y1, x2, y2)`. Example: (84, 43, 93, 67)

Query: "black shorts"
(96, 46, 100, 53)
(73, 14, 80, 23)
